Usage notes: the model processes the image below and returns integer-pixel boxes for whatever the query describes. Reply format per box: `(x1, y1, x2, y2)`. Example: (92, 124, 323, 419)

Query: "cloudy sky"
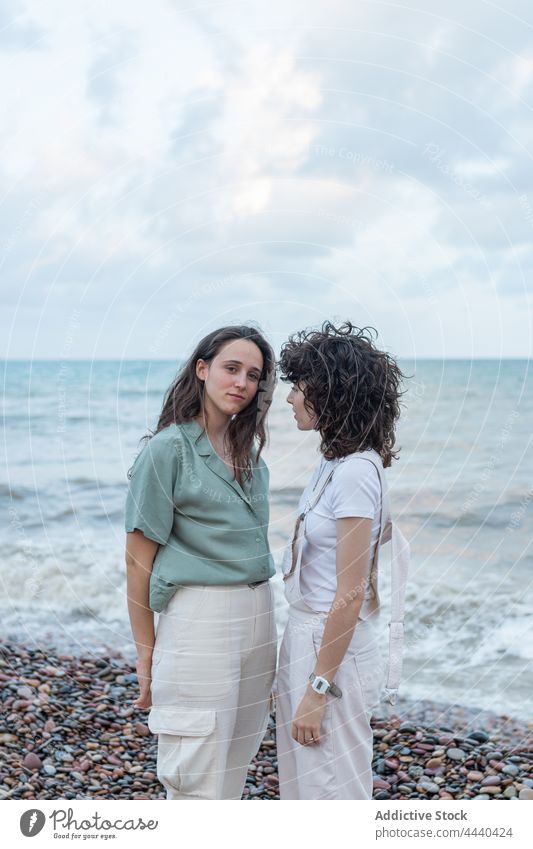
(1, 0, 532, 360)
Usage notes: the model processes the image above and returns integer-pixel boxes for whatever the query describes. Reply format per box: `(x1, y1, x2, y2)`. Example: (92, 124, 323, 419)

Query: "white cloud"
(496, 52, 533, 101)
(1, 0, 532, 358)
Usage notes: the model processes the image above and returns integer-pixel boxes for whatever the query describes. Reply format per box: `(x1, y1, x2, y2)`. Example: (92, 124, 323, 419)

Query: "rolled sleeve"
(330, 458, 380, 519)
(125, 433, 180, 545)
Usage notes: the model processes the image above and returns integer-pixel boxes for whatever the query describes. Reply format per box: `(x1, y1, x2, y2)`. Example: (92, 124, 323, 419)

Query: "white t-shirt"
(298, 451, 383, 612)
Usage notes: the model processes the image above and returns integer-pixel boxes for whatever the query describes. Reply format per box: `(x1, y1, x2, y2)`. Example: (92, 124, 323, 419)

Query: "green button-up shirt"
(125, 420, 275, 612)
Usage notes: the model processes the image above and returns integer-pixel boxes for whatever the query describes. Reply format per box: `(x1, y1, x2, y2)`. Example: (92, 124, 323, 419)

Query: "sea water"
(1, 358, 531, 718)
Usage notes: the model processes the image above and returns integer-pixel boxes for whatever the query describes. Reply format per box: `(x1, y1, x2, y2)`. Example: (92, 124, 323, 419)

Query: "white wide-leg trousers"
(276, 609, 384, 800)
(148, 582, 277, 800)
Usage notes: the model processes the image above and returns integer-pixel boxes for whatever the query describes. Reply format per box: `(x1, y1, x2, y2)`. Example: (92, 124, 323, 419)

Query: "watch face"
(312, 676, 328, 693)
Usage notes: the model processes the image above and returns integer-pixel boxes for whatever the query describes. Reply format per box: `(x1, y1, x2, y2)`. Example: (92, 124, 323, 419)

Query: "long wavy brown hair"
(128, 325, 276, 486)
(278, 320, 407, 467)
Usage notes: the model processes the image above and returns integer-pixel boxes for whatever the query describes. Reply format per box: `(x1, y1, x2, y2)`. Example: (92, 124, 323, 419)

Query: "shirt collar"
(179, 419, 254, 509)
(179, 419, 256, 506)
(178, 419, 211, 455)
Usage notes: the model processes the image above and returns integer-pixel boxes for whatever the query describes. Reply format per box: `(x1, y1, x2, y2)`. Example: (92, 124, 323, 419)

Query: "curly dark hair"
(278, 320, 407, 467)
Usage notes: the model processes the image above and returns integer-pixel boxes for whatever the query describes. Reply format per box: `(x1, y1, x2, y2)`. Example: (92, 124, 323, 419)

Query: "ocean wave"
(407, 498, 533, 530)
(268, 487, 306, 501)
(67, 477, 123, 489)
(118, 389, 165, 398)
(0, 483, 34, 501)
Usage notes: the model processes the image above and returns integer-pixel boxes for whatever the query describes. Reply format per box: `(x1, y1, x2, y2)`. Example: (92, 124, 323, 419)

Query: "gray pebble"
(519, 789, 533, 800)
(502, 764, 519, 776)
(446, 747, 465, 760)
(408, 765, 425, 778)
(420, 781, 439, 794)
(467, 731, 489, 743)
(481, 776, 502, 786)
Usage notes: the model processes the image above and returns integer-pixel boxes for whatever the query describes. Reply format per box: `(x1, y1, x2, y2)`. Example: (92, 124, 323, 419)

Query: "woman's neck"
(193, 411, 233, 456)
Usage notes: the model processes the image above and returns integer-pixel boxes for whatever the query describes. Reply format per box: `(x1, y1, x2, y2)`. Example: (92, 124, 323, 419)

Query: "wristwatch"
(309, 672, 342, 698)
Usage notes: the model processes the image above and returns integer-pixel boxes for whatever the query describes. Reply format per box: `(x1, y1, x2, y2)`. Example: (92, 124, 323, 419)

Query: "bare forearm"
(126, 562, 155, 659)
(313, 515, 373, 683)
(125, 530, 159, 658)
(314, 596, 362, 682)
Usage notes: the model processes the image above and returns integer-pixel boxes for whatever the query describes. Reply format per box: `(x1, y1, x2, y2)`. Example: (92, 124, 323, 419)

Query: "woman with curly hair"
(124, 325, 277, 800)
(275, 320, 410, 800)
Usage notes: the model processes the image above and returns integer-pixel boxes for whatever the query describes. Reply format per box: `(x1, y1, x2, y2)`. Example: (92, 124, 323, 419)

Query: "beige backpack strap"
(283, 458, 347, 581)
(384, 522, 410, 704)
(350, 453, 410, 706)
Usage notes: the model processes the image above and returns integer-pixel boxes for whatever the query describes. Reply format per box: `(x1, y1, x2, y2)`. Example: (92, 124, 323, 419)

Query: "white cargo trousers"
(148, 582, 277, 800)
(275, 606, 384, 800)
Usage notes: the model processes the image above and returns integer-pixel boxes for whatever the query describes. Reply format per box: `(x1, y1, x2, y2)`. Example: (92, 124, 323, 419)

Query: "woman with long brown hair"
(124, 324, 277, 800)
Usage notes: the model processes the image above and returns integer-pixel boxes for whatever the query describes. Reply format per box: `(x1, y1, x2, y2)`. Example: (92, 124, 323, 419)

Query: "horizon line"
(1, 357, 531, 363)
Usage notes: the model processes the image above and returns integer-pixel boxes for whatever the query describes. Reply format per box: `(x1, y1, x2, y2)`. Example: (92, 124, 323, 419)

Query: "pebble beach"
(1, 641, 532, 801)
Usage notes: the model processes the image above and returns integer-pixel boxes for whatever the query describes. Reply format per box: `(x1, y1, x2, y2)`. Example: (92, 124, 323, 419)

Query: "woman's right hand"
(134, 653, 153, 709)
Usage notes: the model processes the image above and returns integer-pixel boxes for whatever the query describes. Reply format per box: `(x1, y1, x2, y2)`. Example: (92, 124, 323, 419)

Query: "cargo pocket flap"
(148, 707, 216, 737)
